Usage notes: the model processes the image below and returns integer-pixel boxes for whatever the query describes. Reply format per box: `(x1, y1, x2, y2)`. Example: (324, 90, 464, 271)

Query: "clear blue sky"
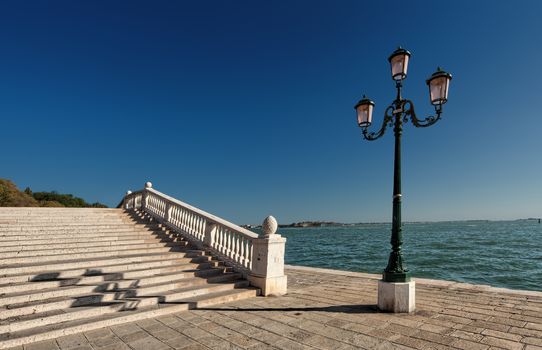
(1, 1, 541, 224)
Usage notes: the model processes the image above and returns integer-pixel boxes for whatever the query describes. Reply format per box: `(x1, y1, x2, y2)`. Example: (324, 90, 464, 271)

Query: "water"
(266, 220, 542, 291)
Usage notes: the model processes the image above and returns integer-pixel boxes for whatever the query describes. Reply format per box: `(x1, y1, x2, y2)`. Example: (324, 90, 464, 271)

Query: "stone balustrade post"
(141, 181, 152, 212)
(248, 216, 287, 296)
(124, 191, 132, 209)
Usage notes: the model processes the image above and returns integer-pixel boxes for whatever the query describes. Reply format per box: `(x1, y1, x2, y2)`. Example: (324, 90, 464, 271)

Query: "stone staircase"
(0, 207, 259, 349)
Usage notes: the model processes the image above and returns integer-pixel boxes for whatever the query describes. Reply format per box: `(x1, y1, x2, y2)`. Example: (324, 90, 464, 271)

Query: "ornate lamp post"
(355, 47, 452, 312)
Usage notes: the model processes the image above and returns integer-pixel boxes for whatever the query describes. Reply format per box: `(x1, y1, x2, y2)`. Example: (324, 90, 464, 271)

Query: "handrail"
(118, 182, 287, 295)
(146, 188, 258, 239)
(116, 190, 142, 209)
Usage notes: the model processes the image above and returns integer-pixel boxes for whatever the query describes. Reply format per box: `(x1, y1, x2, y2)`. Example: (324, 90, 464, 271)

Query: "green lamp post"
(355, 47, 452, 283)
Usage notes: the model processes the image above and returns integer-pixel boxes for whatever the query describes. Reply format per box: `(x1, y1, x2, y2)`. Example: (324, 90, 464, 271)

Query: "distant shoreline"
(241, 218, 541, 229)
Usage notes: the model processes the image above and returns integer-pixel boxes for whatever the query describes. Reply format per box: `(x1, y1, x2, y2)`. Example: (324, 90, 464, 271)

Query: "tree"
(0, 178, 108, 208)
(0, 179, 39, 207)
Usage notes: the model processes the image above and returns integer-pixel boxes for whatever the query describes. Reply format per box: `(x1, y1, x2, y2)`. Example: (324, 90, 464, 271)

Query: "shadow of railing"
(198, 304, 378, 314)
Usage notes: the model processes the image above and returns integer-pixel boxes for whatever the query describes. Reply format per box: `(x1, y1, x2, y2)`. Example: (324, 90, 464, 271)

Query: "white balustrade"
(119, 182, 286, 295)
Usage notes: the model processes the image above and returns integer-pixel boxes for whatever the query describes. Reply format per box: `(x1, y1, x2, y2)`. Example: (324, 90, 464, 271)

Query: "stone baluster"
(124, 191, 132, 209)
(204, 222, 217, 249)
(164, 201, 171, 224)
(141, 181, 152, 212)
(248, 216, 287, 296)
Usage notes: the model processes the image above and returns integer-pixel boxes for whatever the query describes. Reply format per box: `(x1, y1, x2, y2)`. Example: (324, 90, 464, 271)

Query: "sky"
(1, 1, 541, 224)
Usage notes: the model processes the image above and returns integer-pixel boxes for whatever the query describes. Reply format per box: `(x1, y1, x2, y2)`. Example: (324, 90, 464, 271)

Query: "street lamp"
(354, 47, 452, 312)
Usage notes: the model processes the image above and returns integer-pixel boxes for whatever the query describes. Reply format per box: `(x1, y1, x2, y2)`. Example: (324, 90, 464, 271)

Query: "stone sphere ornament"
(262, 215, 278, 236)
(126, 190, 132, 195)
(145, 182, 153, 189)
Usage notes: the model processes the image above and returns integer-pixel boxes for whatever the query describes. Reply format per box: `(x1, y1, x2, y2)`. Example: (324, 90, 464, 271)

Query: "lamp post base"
(377, 280, 415, 313)
(383, 270, 411, 283)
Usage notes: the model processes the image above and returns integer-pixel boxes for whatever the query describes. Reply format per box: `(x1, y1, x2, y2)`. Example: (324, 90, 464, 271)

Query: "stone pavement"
(9, 265, 542, 350)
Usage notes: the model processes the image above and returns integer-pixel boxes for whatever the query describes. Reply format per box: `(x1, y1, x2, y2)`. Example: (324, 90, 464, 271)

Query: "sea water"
(270, 220, 542, 291)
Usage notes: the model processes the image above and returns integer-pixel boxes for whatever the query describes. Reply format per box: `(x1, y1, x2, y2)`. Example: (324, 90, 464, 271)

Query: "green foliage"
(39, 200, 64, 207)
(32, 192, 87, 207)
(0, 178, 108, 208)
(0, 179, 39, 207)
(32, 191, 108, 208)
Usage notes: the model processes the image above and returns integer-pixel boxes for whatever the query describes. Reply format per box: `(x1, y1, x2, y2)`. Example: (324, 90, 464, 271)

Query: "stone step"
(0, 252, 214, 276)
(0, 214, 123, 219)
(0, 257, 215, 295)
(0, 216, 125, 221)
(0, 230, 170, 241)
(0, 216, 126, 222)
(0, 258, 221, 285)
(0, 238, 188, 250)
(0, 208, 121, 213)
(0, 231, 180, 242)
(0, 285, 258, 349)
(0, 246, 187, 266)
(0, 242, 186, 259)
(0, 208, 259, 349)
(0, 281, 247, 335)
(0, 215, 125, 220)
(0, 268, 227, 316)
(0, 221, 128, 228)
(0, 227, 156, 235)
(155, 278, 251, 302)
(187, 286, 259, 308)
(0, 224, 159, 233)
(0, 272, 241, 309)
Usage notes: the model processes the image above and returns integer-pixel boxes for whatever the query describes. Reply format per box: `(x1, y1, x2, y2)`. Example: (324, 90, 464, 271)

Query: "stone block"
(248, 274, 287, 296)
(377, 280, 415, 313)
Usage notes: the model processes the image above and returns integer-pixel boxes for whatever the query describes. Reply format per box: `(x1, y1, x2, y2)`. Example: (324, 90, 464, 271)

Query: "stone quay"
(6, 265, 542, 350)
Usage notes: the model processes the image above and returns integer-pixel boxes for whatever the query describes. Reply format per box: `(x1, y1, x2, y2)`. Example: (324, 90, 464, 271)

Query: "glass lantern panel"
(429, 76, 449, 105)
(357, 104, 373, 126)
(391, 54, 409, 80)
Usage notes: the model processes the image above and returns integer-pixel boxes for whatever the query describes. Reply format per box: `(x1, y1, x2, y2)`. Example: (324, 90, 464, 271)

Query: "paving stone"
(524, 337, 542, 347)
(110, 324, 142, 337)
(94, 343, 132, 350)
(418, 323, 452, 335)
(450, 338, 490, 350)
(181, 327, 211, 340)
(128, 335, 172, 350)
(481, 329, 522, 342)
(115, 330, 149, 343)
(480, 336, 524, 350)
(161, 336, 198, 349)
(55, 334, 88, 349)
(487, 316, 527, 328)
(449, 330, 484, 342)
(24, 340, 60, 350)
(246, 342, 278, 350)
(176, 343, 208, 350)
(84, 328, 115, 340)
(151, 329, 185, 342)
(196, 335, 239, 349)
(88, 335, 122, 348)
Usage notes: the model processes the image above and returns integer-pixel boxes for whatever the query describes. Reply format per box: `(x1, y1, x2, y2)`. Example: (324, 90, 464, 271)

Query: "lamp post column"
(378, 110, 415, 313)
(383, 110, 409, 282)
(383, 86, 410, 283)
